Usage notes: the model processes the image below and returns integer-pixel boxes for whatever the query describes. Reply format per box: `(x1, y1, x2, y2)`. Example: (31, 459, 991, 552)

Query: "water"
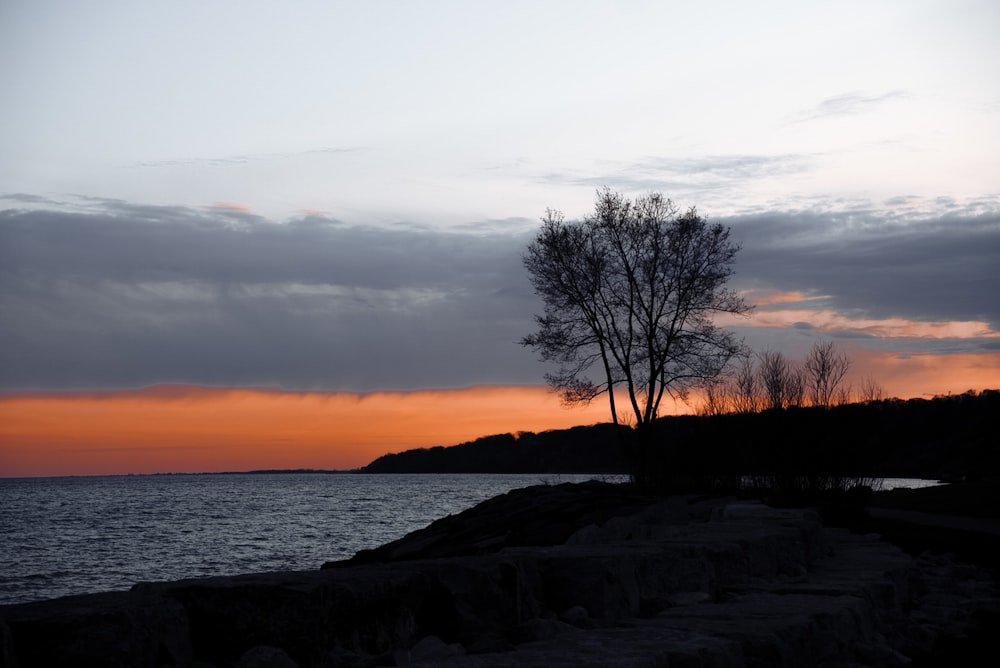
(0, 473, 939, 606)
(0, 473, 603, 606)
(879, 478, 943, 491)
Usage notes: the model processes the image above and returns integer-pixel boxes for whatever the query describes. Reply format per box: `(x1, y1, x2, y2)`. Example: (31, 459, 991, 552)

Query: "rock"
(556, 605, 593, 628)
(461, 633, 511, 656)
(324, 481, 661, 567)
(322, 646, 370, 668)
(0, 589, 192, 668)
(236, 645, 300, 668)
(510, 618, 573, 644)
(408, 635, 463, 662)
(0, 620, 14, 668)
(854, 641, 911, 667)
(665, 591, 713, 607)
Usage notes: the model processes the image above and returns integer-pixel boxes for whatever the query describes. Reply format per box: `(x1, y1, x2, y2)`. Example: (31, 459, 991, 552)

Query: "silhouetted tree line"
(645, 389, 999, 491)
(700, 342, 883, 415)
(363, 390, 1000, 486)
(363, 424, 631, 474)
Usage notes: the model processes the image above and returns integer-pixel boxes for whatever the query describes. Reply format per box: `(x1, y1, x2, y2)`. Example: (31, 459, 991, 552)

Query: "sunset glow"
(0, 385, 640, 477)
(851, 350, 1000, 400)
(3, 350, 997, 478)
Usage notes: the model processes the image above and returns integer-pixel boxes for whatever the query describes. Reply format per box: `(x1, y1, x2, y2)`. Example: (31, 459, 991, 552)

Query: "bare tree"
(787, 362, 805, 408)
(699, 378, 731, 416)
(858, 373, 885, 403)
(731, 356, 761, 413)
(803, 341, 851, 407)
(757, 349, 803, 410)
(521, 189, 751, 452)
(833, 382, 854, 406)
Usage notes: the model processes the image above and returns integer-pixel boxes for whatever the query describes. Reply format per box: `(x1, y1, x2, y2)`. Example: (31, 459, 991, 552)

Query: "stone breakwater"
(1, 482, 997, 667)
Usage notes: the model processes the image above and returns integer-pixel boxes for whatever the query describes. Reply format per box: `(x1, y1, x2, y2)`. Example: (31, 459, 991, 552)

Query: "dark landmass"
(165, 469, 355, 476)
(870, 479, 1000, 518)
(216, 469, 356, 475)
(364, 390, 999, 482)
(364, 423, 630, 474)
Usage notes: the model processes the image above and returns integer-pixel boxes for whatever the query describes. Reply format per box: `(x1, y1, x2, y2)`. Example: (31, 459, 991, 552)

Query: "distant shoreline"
(0, 469, 949, 484)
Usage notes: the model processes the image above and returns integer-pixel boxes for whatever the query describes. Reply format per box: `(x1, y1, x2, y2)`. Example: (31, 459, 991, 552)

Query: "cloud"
(729, 307, 1000, 341)
(540, 154, 811, 196)
(0, 193, 64, 206)
(1, 197, 997, 392)
(789, 91, 908, 124)
(732, 289, 1000, 344)
(738, 290, 829, 308)
(726, 208, 1000, 330)
(0, 203, 541, 391)
(130, 146, 365, 169)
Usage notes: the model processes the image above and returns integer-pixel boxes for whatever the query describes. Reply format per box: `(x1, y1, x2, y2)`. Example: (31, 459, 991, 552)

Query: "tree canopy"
(521, 189, 751, 435)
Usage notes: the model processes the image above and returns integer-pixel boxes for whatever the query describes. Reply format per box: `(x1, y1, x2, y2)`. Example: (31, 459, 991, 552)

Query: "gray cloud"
(131, 146, 365, 169)
(0, 193, 64, 206)
(0, 203, 542, 391)
(634, 155, 810, 181)
(1, 198, 997, 392)
(540, 154, 811, 198)
(727, 208, 1000, 333)
(789, 91, 907, 124)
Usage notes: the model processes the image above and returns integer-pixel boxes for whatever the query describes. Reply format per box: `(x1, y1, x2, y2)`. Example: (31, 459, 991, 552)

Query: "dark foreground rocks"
(2, 482, 998, 667)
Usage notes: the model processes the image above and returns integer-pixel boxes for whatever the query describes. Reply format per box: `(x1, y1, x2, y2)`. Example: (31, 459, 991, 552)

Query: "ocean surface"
(0, 473, 938, 606)
(0, 473, 609, 605)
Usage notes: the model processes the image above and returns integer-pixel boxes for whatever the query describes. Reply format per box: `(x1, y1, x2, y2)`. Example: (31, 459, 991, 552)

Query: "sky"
(1, 1, 999, 476)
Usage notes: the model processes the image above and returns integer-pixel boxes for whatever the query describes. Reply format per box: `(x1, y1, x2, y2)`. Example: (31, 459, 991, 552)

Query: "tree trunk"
(631, 420, 658, 490)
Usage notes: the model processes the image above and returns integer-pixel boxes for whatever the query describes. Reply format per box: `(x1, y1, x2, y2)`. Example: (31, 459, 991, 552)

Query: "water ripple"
(0, 473, 600, 605)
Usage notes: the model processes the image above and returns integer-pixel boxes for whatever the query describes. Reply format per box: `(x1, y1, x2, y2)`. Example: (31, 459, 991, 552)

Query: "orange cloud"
(724, 306, 1000, 339)
(727, 290, 1000, 340)
(208, 201, 253, 213)
(0, 385, 643, 477)
(738, 289, 827, 307)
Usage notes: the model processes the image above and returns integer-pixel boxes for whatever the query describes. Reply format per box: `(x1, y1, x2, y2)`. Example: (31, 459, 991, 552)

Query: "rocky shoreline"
(2, 481, 998, 667)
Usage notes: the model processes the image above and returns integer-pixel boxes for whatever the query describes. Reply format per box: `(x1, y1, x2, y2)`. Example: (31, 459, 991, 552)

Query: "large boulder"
(325, 481, 662, 566)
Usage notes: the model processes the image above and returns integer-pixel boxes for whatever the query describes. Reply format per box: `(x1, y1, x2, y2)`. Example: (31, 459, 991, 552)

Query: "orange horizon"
(0, 385, 636, 477)
(1, 350, 998, 478)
